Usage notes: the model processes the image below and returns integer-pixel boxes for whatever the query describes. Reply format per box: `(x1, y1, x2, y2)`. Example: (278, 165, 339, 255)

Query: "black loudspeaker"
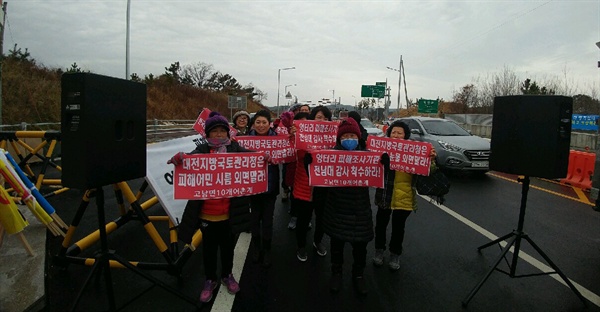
(490, 95, 572, 179)
(61, 73, 147, 189)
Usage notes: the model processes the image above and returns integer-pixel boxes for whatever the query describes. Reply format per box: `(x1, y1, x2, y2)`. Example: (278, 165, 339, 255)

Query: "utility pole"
(126, 0, 131, 79)
(397, 56, 402, 111)
(0, 2, 7, 125)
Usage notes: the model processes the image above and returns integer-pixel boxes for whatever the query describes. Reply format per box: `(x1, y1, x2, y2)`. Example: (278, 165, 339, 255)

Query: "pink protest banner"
(173, 152, 268, 200)
(366, 136, 432, 176)
(308, 150, 384, 188)
(293, 120, 338, 150)
(193, 108, 237, 138)
(236, 135, 296, 164)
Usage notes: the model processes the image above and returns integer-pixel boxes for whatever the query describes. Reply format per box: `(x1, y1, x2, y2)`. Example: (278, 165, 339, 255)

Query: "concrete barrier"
(457, 123, 597, 151)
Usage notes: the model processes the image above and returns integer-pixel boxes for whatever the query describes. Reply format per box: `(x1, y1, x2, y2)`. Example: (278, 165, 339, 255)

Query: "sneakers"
(389, 253, 400, 271)
(199, 280, 217, 302)
(313, 242, 327, 257)
(221, 274, 240, 294)
(296, 247, 308, 262)
(287, 216, 297, 230)
(372, 249, 384, 267)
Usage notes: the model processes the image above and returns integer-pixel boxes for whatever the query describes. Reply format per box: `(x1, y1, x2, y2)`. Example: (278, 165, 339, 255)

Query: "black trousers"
(374, 208, 411, 255)
(330, 237, 368, 277)
(250, 193, 277, 242)
(199, 219, 234, 281)
(294, 197, 324, 248)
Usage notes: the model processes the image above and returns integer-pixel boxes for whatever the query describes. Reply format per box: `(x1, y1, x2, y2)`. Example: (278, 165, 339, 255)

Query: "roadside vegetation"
(0, 44, 268, 126)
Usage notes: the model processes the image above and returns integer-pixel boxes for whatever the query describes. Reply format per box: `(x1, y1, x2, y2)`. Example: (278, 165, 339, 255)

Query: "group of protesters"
(168, 104, 437, 302)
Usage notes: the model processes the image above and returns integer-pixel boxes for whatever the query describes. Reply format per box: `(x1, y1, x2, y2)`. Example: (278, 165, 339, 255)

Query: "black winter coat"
(321, 144, 374, 243)
(178, 141, 253, 244)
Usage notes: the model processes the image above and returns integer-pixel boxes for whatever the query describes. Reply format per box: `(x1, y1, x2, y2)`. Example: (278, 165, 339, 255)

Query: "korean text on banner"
(173, 152, 268, 200)
(366, 136, 432, 176)
(308, 150, 384, 188)
(236, 135, 296, 164)
(294, 120, 338, 150)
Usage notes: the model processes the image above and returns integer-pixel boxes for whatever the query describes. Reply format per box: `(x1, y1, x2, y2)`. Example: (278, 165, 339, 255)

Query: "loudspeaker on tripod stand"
(490, 95, 572, 179)
(61, 73, 147, 189)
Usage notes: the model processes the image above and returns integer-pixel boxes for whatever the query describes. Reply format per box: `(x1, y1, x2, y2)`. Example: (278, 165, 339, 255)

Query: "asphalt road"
(42, 170, 600, 312)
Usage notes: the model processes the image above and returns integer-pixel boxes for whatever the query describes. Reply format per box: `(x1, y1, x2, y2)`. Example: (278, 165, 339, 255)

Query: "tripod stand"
(462, 176, 587, 307)
(70, 186, 199, 312)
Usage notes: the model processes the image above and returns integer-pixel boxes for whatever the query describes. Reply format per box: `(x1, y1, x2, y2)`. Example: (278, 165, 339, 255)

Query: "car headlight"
(437, 140, 463, 152)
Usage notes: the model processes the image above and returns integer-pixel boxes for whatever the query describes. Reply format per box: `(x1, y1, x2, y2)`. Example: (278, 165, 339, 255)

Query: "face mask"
(341, 138, 359, 150)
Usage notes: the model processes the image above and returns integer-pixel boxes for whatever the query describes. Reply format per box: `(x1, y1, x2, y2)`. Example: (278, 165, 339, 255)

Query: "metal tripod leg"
(462, 234, 517, 306)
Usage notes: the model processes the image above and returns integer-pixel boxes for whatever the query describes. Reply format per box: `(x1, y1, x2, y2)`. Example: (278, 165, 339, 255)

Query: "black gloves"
(380, 153, 390, 169)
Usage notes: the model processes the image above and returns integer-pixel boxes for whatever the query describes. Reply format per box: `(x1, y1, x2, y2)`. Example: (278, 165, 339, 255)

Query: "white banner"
(146, 135, 205, 225)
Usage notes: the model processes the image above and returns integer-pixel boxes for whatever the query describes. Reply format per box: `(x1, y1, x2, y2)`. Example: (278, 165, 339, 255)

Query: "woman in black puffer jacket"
(319, 118, 374, 296)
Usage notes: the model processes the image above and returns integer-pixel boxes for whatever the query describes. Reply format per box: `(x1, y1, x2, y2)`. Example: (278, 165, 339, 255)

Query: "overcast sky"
(6, 0, 600, 111)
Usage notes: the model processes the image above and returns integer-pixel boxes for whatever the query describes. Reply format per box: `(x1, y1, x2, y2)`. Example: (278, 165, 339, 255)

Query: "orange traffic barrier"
(560, 150, 595, 190)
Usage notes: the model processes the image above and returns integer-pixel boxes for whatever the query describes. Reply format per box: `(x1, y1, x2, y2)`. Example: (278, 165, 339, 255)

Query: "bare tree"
(452, 84, 478, 113)
(476, 65, 520, 109)
(180, 62, 214, 88)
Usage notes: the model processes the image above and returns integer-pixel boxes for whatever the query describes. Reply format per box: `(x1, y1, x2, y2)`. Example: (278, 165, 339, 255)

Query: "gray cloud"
(7, 0, 599, 112)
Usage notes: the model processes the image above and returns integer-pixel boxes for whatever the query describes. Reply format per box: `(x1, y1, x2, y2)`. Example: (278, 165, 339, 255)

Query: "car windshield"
(421, 120, 470, 136)
(360, 119, 376, 128)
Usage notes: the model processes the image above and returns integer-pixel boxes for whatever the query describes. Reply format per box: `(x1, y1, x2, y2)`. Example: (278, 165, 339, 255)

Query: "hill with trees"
(0, 45, 269, 127)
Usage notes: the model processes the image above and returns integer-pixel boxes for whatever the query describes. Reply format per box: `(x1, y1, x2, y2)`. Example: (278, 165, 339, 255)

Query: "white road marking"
(422, 195, 600, 307)
(211, 232, 251, 311)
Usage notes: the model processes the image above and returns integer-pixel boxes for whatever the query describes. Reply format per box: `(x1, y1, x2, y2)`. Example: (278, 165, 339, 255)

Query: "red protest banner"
(173, 152, 268, 200)
(366, 136, 432, 176)
(193, 108, 237, 138)
(236, 135, 296, 164)
(275, 126, 289, 135)
(308, 150, 384, 188)
(293, 120, 338, 150)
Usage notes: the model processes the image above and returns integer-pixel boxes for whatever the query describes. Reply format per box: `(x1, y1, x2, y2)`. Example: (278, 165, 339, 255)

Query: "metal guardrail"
(0, 120, 198, 143)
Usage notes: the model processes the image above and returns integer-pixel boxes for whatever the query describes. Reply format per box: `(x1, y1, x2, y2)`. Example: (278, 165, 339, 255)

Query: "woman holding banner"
(313, 117, 376, 296)
(372, 120, 437, 271)
(168, 112, 253, 303)
(293, 106, 332, 262)
(248, 110, 280, 268)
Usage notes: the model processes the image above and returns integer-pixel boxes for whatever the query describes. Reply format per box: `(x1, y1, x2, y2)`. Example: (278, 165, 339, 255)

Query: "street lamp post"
(285, 84, 296, 108)
(126, 0, 131, 80)
(285, 84, 296, 96)
(277, 67, 295, 115)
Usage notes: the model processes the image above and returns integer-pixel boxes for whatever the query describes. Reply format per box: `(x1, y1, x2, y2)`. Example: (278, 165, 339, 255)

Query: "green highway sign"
(361, 85, 385, 98)
(375, 81, 387, 86)
(418, 99, 439, 114)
